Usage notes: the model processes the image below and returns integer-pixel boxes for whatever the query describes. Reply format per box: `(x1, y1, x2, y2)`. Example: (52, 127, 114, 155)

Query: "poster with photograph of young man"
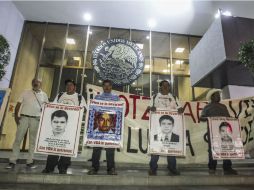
(148, 111, 185, 156)
(84, 99, 125, 148)
(208, 117, 245, 160)
(35, 103, 84, 157)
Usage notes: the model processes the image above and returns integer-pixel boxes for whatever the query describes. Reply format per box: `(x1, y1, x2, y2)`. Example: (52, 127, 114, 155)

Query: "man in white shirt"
(6, 79, 48, 169)
(148, 80, 183, 176)
(42, 79, 86, 174)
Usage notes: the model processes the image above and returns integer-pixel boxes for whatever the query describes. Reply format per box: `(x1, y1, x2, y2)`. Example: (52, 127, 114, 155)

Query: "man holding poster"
(42, 79, 86, 174)
(148, 80, 184, 176)
(200, 89, 238, 175)
(87, 80, 120, 175)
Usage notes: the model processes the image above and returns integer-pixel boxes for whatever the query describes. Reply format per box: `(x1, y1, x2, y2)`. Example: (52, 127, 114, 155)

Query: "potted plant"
(0, 35, 11, 81)
(238, 39, 254, 74)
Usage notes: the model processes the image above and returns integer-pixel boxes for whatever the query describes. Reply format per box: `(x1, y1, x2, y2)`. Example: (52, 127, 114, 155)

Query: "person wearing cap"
(42, 79, 87, 174)
(147, 80, 183, 176)
(6, 79, 48, 170)
(200, 89, 238, 175)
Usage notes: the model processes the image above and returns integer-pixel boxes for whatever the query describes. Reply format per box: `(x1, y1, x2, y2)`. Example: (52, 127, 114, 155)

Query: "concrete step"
(0, 184, 254, 190)
(0, 164, 254, 186)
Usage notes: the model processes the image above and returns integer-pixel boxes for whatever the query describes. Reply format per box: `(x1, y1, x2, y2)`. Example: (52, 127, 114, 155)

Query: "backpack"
(57, 92, 82, 106)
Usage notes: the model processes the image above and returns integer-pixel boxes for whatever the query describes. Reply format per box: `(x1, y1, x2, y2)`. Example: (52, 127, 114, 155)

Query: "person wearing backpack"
(42, 79, 86, 174)
(147, 80, 184, 176)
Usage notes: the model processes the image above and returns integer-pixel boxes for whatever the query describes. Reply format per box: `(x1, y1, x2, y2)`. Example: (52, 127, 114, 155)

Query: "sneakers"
(5, 163, 15, 169)
(168, 168, 180, 176)
(87, 168, 98, 175)
(26, 163, 37, 169)
(148, 169, 157, 176)
(224, 168, 238, 175)
(107, 168, 117, 175)
(208, 169, 216, 175)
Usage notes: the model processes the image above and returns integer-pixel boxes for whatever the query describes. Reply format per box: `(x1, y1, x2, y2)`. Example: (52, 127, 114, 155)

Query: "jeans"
(45, 155, 71, 171)
(207, 130, 232, 170)
(91, 147, 115, 171)
(149, 155, 176, 172)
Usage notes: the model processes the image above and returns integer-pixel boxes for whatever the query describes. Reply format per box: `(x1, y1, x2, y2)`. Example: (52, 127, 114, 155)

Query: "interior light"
(145, 65, 150, 69)
(73, 57, 80, 61)
(175, 60, 184, 64)
(66, 38, 76, 45)
(175, 48, 185, 53)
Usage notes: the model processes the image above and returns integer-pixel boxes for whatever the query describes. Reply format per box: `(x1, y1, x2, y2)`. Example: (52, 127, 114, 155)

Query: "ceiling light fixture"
(175, 48, 185, 53)
(175, 60, 184, 65)
(66, 38, 76, 45)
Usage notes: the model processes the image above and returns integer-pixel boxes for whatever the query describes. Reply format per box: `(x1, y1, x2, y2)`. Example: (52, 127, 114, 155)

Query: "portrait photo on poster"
(218, 121, 234, 150)
(37, 107, 80, 149)
(209, 117, 245, 159)
(149, 111, 185, 157)
(93, 110, 117, 134)
(153, 114, 180, 144)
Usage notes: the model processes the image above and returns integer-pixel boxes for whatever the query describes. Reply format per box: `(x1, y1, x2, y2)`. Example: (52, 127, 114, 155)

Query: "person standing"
(87, 79, 119, 175)
(200, 89, 238, 175)
(42, 79, 86, 174)
(6, 79, 48, 169)
(148, 80, 183, 176)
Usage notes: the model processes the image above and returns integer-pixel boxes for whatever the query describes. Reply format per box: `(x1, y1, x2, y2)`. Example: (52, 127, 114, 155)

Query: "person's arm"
(81, 96, 87, 111)
(223, 104, 231, 117)
(200, 106, 208, 122)
(174, 96, 184, 114)
(14, 102, 21, 125)
(147, 94, 157, 112)
(44, 93, 49, 103)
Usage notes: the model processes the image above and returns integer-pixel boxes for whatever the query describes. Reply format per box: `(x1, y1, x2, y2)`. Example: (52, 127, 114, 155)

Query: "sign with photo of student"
(35, 103, 84, 157)
(84, 99, 125, 148)
(208, 117, 245, 160)
(148, 111, 186, 157)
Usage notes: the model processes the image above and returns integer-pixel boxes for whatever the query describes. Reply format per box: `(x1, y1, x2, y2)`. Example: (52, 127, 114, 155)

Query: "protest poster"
(148, 111, 185, 156)
(84, 99, 125, 148)
(0, 88, 10, 127)
(35, 103, 84, 157)
(208, 117, 245, 159)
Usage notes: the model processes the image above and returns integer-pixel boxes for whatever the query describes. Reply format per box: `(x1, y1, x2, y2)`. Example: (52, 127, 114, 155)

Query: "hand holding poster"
(208, 117, 245, 160)
(84, 99, 125, 148)
(35, 103, 84, 157)
(148, 111, 186, 157)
